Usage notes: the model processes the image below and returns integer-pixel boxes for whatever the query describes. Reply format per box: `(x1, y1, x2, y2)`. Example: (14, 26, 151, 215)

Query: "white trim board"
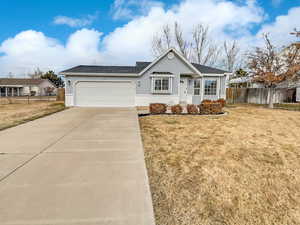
(62, 72, 138, 77)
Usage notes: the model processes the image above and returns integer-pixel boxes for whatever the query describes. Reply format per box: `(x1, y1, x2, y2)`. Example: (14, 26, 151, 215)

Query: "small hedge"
(216, 98, 226, 107)
(171, 104, 183, 114)
(187, 104, 198, 114)
(201, 99, 212, 104)
(149, 103, 167, 114)
(198, 101, 222, 115)
(149, 99, 225, 115)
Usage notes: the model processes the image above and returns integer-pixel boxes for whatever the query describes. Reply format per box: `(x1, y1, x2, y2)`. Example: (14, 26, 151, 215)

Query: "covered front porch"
(0, 86, 23, 97)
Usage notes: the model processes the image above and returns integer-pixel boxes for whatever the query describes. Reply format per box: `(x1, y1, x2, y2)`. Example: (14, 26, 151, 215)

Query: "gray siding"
(137, 54, 195, 95)
(64, 52, 227, 106)
(192, 76, 226, 104)
(66, 53, 196, 97)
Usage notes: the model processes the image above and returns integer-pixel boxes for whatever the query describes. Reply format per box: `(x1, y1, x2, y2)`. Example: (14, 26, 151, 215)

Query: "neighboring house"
(229, 76, 264, 88)
(0, 78, 57, 97)
(60, 48, 229, 107)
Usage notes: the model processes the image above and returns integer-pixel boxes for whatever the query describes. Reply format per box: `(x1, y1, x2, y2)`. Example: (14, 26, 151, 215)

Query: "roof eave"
(201, 73, 228, 76)
(60, 72, 139, 77)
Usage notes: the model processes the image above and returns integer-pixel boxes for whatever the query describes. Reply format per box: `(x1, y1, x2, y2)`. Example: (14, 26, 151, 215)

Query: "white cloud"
(103, 0, 265, 64)
(0, 0, 299, 76)
(256, 7, 300, 46)
(0, 29, 103, 75)
(53, 14, 97, 27)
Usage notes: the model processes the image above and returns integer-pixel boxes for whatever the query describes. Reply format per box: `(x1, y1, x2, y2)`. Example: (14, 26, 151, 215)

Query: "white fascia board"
(150, 75, 175, 78)
(138, 48, 202, 76)
(60, 72, 139, 77)
(0, 85, 23, 87)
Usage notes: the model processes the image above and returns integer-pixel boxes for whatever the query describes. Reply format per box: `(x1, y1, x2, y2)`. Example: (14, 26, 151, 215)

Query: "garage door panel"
(75, 81, 135, 107)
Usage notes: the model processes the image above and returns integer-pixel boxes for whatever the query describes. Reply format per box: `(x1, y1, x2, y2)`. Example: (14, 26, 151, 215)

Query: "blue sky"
(0, 0, 298, 43)
(0, 0, 299, 75)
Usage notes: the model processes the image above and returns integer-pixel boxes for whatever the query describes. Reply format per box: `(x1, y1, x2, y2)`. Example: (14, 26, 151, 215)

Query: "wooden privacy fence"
(226, 88, 290, 104)
(56, 88, 65, 102)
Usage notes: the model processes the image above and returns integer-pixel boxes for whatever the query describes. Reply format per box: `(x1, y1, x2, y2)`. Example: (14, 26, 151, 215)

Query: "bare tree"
(174, 22, 190, 58)
(191, 24, 221, 65)
(248, 34, 300, 108)
(28, 68, 43, 79)
(152, 24, 172, 56)
(152, 22, 221, 66)
(163, 24, 172, 49)
(223, 40, 240, 72)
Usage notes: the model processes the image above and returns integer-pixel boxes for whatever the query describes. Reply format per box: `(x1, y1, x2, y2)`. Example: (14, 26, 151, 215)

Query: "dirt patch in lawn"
(139, 105, 300, 225)
(0, 101, 65, 130)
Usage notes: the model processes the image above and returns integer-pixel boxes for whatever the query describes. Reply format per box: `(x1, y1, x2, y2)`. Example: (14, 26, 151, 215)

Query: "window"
(152, 77, 172, 93)
(204, 80, 217, 95)
(194, 80, 201, 95)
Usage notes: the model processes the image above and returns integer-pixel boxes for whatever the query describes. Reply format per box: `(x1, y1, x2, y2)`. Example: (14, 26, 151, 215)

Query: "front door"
(180, 78, 188, 103)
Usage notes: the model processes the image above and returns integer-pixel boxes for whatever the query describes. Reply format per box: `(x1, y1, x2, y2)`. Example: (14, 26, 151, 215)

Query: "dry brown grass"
(139, 104, 300, 225)
(0, 101, 65, 130)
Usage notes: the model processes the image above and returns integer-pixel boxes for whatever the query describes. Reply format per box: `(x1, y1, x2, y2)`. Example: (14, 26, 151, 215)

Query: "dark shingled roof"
(152, 71, 173, 74)
(61, 61, 227, 75)
(61, 65, 146, 74)
(136, 61, 151, 68)
(0, 78, 47, 86)
(191, 63, 228, 74)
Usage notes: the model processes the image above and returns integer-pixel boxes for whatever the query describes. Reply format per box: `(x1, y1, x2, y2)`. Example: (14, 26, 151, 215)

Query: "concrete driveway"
(0, 107, 155, 225)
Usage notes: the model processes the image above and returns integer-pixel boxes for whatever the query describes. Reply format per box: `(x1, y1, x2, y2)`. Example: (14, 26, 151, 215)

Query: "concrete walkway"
(0, 108, 155, 225)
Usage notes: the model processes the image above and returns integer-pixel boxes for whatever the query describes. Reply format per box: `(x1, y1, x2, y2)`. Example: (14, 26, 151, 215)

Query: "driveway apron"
(0, 107, 155, 225)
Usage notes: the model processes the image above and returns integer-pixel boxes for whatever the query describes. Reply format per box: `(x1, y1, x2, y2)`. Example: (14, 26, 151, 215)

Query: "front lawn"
(275, 103, 300, 111)
(0, 101, 65, 130)
(139, 105, 300, 225)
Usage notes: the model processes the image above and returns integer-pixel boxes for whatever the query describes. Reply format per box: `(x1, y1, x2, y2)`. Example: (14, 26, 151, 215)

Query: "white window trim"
(150, 75, 174, 78)
(151, 76, 173, 94)
(204, 79, 218, 96)
(194, 79, 201, 96)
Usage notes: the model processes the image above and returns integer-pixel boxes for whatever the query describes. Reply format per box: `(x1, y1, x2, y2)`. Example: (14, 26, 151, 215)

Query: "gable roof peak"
(138, 47, 202, 76)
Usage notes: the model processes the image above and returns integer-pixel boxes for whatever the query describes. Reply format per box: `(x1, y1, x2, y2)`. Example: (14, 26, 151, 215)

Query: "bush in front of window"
(187, 104, 198, 114)
(171, 104, 183, 114)
(149, 103, 167, 114)
(198, 101, 222, 115)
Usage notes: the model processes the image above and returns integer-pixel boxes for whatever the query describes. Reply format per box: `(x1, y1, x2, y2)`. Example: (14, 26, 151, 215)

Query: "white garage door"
(75, 81, 135, 107)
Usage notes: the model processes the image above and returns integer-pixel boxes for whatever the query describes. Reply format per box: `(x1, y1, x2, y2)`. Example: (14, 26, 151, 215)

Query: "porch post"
(5, 87, 8, 97)
(12, 88, 14, 96)
(17, 88, 20, 96)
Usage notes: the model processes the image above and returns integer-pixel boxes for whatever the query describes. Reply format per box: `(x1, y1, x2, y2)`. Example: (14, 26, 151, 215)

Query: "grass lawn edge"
(0, 106, 67, 132)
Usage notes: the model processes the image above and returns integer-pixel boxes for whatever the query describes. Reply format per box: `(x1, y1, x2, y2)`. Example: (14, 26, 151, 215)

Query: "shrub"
(149, 103, 167, 114)
(198, 102, 222, 115)
(171, 104, 183, 114)
(216, 98, 226, 107)
(187, 104, 198, 114)
(201, 99, 212, 104)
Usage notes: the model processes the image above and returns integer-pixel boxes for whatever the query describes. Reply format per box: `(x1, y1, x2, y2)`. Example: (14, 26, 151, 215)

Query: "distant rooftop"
(0, 78, 47, 86)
